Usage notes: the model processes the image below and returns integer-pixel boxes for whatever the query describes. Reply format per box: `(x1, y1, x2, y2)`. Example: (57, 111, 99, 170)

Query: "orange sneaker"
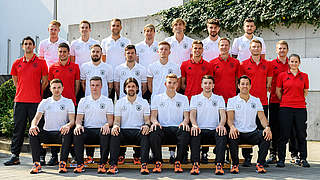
(84, 156, 94, 165)
(190, 162, 200, 175)
(30, 162, 42, 174)
(134, 157, 141, 165)
(58, 161, 67, 173)
(107, 165, 119, 174)
(97, 164, 106, 174)
(73, 164, 85, 173)
(140, 163, 149, 175)
(118, 156, 125, 165)
(230, 164, 239, 174)
(215, 163, 224, 175)
(256, 163, 267, 173)
(152, 161, 162, 173)
(174, 161, 183, 173)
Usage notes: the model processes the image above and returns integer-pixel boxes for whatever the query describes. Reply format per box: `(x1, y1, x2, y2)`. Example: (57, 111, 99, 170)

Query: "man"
(73, 76, 114, 173)
(70, 20, 100, 67)
(39, 20, 69, 67)
(4, 36, 48, 166)
(149, 73, 190, 173)
(202, 18, 221, 61)
(227, 75, 272, 174)
(239, 39, 272, 166)
(164, 18, 193, 66)
(107, 78, 151, 175)
(29, 79, 74, 174)
(189, 75, 227, 175)
(231, 18, 266, 62)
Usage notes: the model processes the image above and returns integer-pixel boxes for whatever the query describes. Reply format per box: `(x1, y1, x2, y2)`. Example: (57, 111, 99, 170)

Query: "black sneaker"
(201, 153, 209, 164)
(276, 161, 285, 167)
(4, 155, 20, 166)
(266, 154, 277, 164)
(290, 155, 300, 165)
(47, 156, 59, 166)
(242, 158, 252, 167)
(300, 160, 310, 168)
(40, 156, 46, 166)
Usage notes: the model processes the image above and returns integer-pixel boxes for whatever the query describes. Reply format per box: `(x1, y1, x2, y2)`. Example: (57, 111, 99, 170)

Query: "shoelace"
(33, 163, 40, 169)
(155, 162, 161, 168)
(60, 162, 66, 168)
(77, 164, 83, 169)
(175, 162, 181, 169)
(217, 164, 222, 170)
(142, 164, 147, 169)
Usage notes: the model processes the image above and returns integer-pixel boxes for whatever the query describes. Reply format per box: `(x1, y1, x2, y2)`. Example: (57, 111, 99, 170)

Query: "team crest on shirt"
(85, 104, 90, 109)
(159, 102, 165, 108)
(261, 65, 266, 70)
(247, 67, 252, 70)
(216, 66, 220, 69)
(168, 69, 173, 74)
(55, 70, 59, 73)
(230, 63, 234, 68)
(183, 43, 188, 49)
(18, 65, 22, 68)
(107, 43, 111, 47)
(100, 70, 105, 75)
(274, 66, 278, 70)
(120, 42, 125, 48)
(60, 104, 65, 111)
(121, 105, 127, 111)
(121, 71, 127, 77)
(69, 68, 73, 72)
(236, 104, 241, 110)
(251, 103, 256, 109)
(135, 70, 141, 77)
(299, 76, 304, 81)
(153, 47, 158, 53)
(204, 45, 209, 50)
(154, 70, 159, 75)
(33, 63, 38, 68)
(136, 104, 142, 111)
(201, 66, 206, 72)
(197, 101, 202, 107)
(100, 103, 105, 109)
(212, 100, 217, 107)
(176, 102, 182, 108)
(46, 105, 51, 110)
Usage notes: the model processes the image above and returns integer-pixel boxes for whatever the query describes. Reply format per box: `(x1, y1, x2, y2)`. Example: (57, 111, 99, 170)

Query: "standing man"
(164, 18, 193, 66)
(108, 78, 151, 175)
(4, 36, 48, 166)
(202, 18, 221, 61)
(231, 18, 266, 62)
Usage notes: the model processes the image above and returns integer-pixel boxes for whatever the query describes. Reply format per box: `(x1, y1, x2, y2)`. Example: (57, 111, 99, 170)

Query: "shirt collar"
(218, 54, 231, 62)
(287, 69, 301, 75)
(249, 56, 264, 64)
(191, 57, 204, 64)
(276, 56, 288, 64)
(58, 57, 71, 66)
(23, 54, 36, 62)
(236, 94, 252, 103)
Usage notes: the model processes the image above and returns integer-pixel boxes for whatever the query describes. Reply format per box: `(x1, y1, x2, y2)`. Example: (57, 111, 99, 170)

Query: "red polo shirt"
(48, 59, 80, 105)
(240, 57, 273, 105)
(269, 57, 289, 103)
(210, 55, 240, 102)
(180, 58, 212, 100)
(11, 54, 48, 103)
(276, 70, 309, 108)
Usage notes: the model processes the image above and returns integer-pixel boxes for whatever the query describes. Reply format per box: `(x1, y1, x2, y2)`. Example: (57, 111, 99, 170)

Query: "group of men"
(4, 16, 306, 175)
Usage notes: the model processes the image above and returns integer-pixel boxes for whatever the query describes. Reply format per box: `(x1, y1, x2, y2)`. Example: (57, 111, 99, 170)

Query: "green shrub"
(0, 79, 16, 137)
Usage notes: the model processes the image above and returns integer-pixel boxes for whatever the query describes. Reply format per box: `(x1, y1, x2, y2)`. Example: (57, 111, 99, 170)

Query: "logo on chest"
(230, 63, 234, 68)
(176, 101, 182, 108)
(136, 104, 142, 111)
(100, 103, 105, 109)
(121, 71, 127, 77)
(60, 104, 65, 111)
(33, 63, 38, 68)
(251, 103, 256, 109)
(153, 47, 158, 53)
(236, 104, 241, 110)
(135, 70, 141, 77)
(168, 69, 173, 74)
(183, 43, 188, 49)
(120, 42, 125, 48)
(100, 70, 105, 76)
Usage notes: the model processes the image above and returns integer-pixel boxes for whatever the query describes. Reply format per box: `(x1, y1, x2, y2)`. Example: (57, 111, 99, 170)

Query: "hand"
(60, 124, 71, 135)
(100, 124, 110, 135)
(150, 122, 162, 132)
(216, 124, 227, 136)
(141, 125, 150, 135)
(229, 126, 239, 139)
(111, 125, 120, 136)
(74, 124, 84, 135)
(190, 125, 201, 136)
(29, 125, 39, 136)
(179, 120, 190, 132)
(263, 126, 272, 141)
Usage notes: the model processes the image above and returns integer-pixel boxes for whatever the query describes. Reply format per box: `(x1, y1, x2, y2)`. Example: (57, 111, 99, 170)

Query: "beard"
(127, 90, 136, 97)
(210, 32, 218, 38)
(91, 56, 101, 62)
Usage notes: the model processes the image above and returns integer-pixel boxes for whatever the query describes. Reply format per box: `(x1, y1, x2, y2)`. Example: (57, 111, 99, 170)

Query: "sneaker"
(215, 163, 224, 175)
(190, 162, 200, 175)
(107, 165, 119, 174)
(290, 156, 300, 165)
(84, 156, 94, 165)
(169, 155, 175, 164)
(174, 161, 183, 173)
(47, 156, 58, 166)
(256, 163, 267, 173)
(118, 156, 125, 165)
(276, 161, 285, 167)
(73, 164, 85, 173)
(201, 153, 209, 164)
(140, 163, 149, 175)
(58, 161, 67, 173)
(40, 156, 46, 166)
(30, 162, 42, 174)
(4, 155, 20, 166)
(242, 158, 252, 167)
(266, 154, 277, 164)
(300, 160, 310, 168)
(97, 164, 106, 174)
(230, 164, 239, 174)
(152, 161, 162, 173)
(134, 157, 141, 165)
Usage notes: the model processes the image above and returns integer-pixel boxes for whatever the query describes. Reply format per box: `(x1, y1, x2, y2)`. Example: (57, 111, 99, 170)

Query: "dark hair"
(125, 44, 136, 53)
(237, 75, 251, 85)
(50, 78, 63, 86)
(22, 36, 35, 46)
(80, 20, 91, 29)
(58, 42, 70, 52)
(207, 18, 220, 27)
(123, 77, 139, 95)
(90, 44, 102, 52)
(289, 54, 300, 63)
(244, 18, 255, 24)
(90, 76, 102, 85)
(192, 40, 203, 47)
(201, 75, 215, 84)
(111, 18, 122, 25)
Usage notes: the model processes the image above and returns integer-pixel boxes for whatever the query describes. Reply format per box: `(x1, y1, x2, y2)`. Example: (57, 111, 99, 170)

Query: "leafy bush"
(0, 79, 15, 137)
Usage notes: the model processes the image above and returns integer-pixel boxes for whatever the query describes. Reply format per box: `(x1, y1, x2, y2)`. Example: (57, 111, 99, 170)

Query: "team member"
(227, 75, 272, 174)
(149, 74, 190, 173)
(107, 78, 151, 175)
(70, 20, 100, 67)
(239, 39, 272, 166)
(276, 54, 310, 168)
(148, 41, 181, 99)
(189, 75, 227, 175)
(4, 36, 48, 166)
(73, 76, 114, 173)
(180, 40, 212, 100)
(29, 79, 74, 174)
(164, 18, 193, 66)
(231, 18, 266, 62)
(202, 18, 221, 61)
(39, 20, 69, 67)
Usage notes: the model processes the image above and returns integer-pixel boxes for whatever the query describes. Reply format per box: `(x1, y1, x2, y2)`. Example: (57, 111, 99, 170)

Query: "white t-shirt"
(114, 62, 147, 98)
(135, 40, 159, 68)
(115, 96, 150, 129)
(151, 92, 189, 127)
(77, 95, 114, 128)
(38, 37, 69, 67)
(70, 38, 100, 67)
(101, 36, 131, 68)
(80, 61, 113, 97)
(227, 95, 264, 133)
(190, 93, 225, 130)
(37, 96, 75, 131)
(164, 35, 193, 66)
(202, 36, 221, 61)
(147, 61, 181, 98)
(231, 35, 266, 62)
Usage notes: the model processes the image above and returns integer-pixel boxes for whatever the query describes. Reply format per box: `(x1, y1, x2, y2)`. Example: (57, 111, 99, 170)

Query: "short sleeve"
(70, 41, 76, 56)
(183, 96, 190, 112)
(113, 66, 120, 82)
(77, 98, 85, 114)
(276, 73, 284, 88)
(180, 62, 186, 78)
(10, 61, 18, 76)
(231, 38, 239, 55)
(41, 60, 49, 76)
(37, 99, 46, 113)
(106, 98, 114, 115)
(256, 98, 264, 111)
(141, 67, 147, 83)
(48, 66, 54, 81)
(227, 98, 235, 111)
(114, 100, 122, 117)
(147, 64, 153, 78)
(189, 96, 197, 110)
(239, 62, 245, 77)
(75, 64, 80, 80)
(101, 40, 106, 55)
(107, 65, 113, 82)
(80, 64, 86, 80)
(175, 64, 181, 78)
(267, 61, 273, 77)
(143, 100, 150, 116)
(304, 74, 309, 89)
(218, 96, 226, 110)
(66, 99, 75, 114)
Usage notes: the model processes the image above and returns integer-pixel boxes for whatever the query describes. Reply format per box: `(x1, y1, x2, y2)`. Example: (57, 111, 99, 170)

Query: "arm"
(190, 109, 200, 136)
(257, 111, 272, 140)
(267, 77, 272, 92)
(81, 80, 86, 92)
(41, 75, 48, 92)
(111, 116, 121, 136)
(12, 75, 18, 87)
(141, 115, 151, 135)
(108, 82, 113, 96)
(179, 111, 190, 131)
(304, 89, 308, 97)
(29, 112, 44, 136)
(101, 114, 113, 135)
(276, 87, 282, 101)
(60, 113, 75, 135)
(181, 77, 186, 90)
(150, 110, 161, 131)
(227, 110, 239, 139)
(141, 82, 147, 95)
(177, 78, 181, 91)
(73, 114, 84, 135)
(75, 80, 80, 96)
(114, 82, 120, 97)
(70, 56, 75, 63)
(216, 109, 227, 136)
(147, 77, 153, 93)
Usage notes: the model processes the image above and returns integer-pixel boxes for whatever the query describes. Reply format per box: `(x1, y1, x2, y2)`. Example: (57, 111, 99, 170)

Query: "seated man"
(29, 79, 74, 174)
(107, 78, 151, 175)
(227, 75, 272, 174)
(189, 75, 227, 175)
(149, 73, 190, 173)
(73, 76, 114, 173)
